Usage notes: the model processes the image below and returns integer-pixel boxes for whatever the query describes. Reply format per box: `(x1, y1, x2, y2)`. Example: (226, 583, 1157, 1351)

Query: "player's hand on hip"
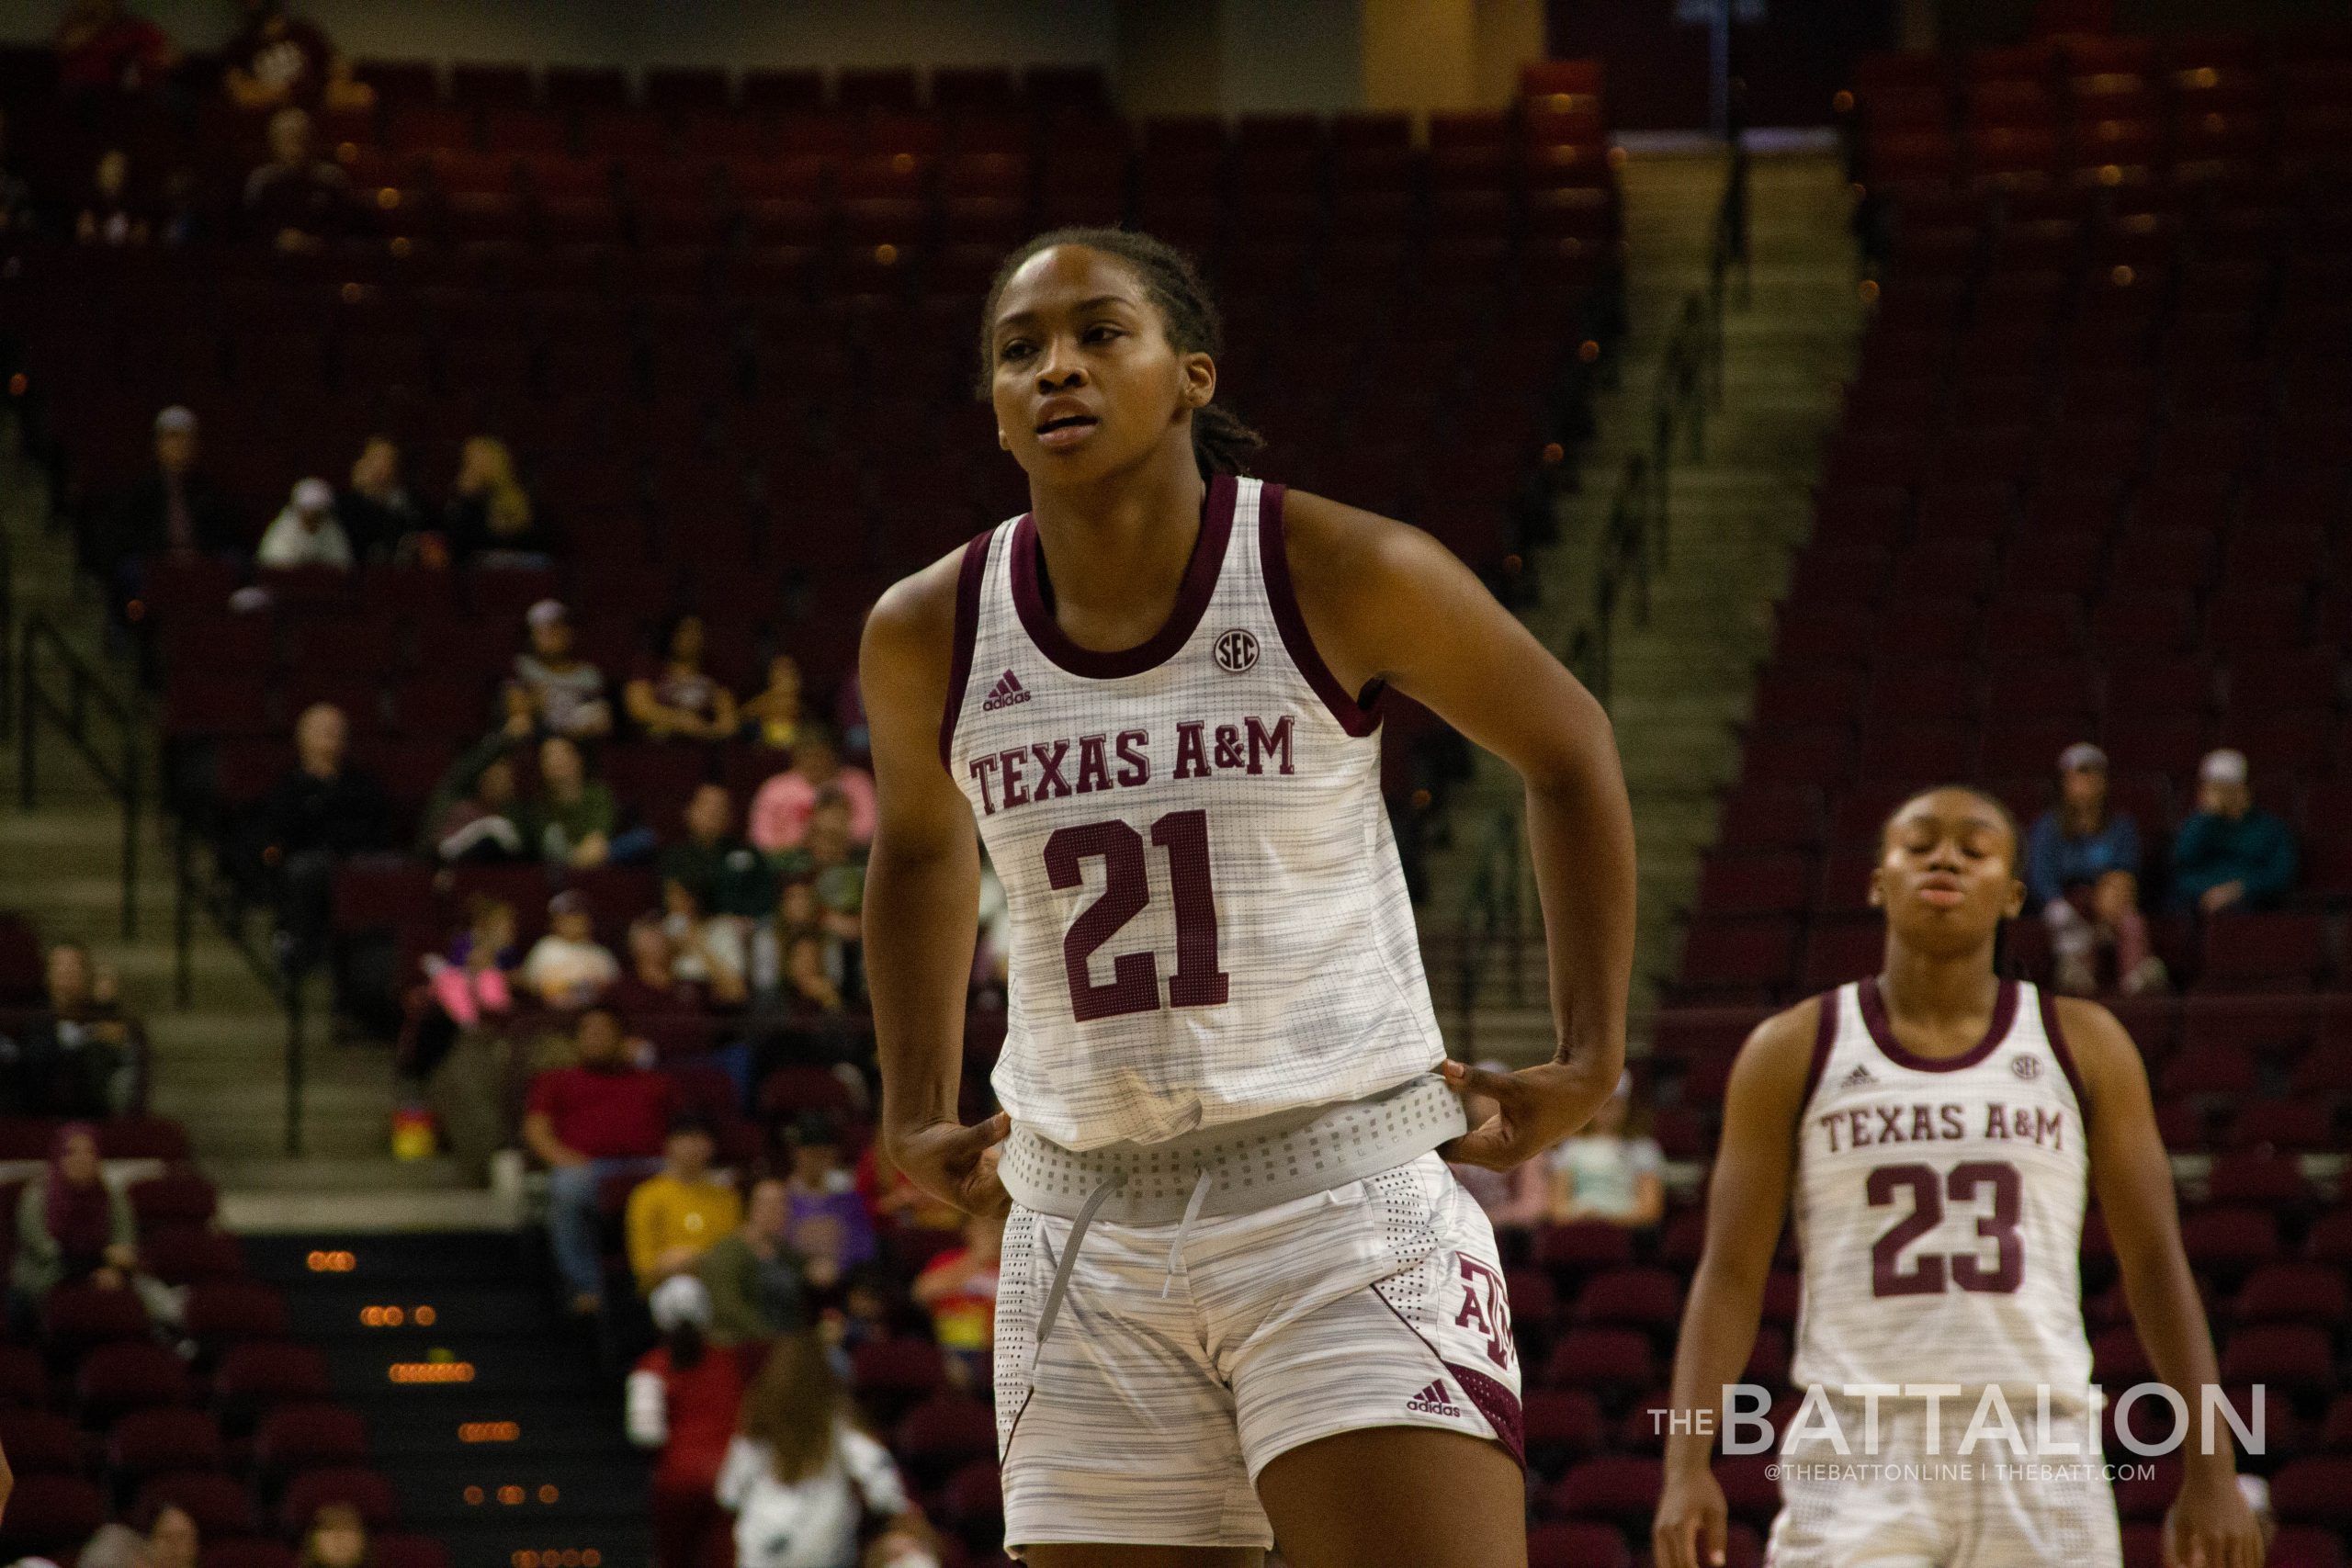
(888, 1111, 1012, 1219)
(1439, 1057, 1613, 1169)
(1652, 1465, 1729, 1568)
(2163, 1471, 2265, 1568)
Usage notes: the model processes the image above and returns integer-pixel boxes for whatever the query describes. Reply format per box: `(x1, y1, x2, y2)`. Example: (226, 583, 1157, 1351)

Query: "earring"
(998, 430, 1010, 449)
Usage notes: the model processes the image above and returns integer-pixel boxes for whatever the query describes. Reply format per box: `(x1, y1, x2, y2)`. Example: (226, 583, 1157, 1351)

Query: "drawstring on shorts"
(1027, 1167, 1216, 1366)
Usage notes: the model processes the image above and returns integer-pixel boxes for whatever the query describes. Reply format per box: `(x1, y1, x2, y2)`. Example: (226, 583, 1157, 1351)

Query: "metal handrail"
(1451, 143, 1752, 1038)
(17, 614, 141, 938)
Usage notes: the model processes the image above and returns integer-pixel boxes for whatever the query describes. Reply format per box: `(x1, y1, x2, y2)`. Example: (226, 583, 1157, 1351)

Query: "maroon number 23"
(1867, 1160, 2023, 1297)
(1043, 808, 1227, 1021)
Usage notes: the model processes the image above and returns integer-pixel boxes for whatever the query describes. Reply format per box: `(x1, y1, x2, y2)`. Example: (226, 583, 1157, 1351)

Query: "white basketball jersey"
(1789, 979, 2095, 1396)
(940, 475, 1445, 1151)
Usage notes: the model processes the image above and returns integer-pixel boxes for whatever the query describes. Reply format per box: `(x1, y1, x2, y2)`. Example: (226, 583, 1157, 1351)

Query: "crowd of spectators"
(0, 941, 144, 1119)
(2026, 742, 2301, 996)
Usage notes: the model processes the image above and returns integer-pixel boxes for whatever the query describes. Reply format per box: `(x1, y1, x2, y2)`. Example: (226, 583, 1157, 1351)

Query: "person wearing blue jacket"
(2171, 749, 2299, 915)
(2026, 742, 2163, 996)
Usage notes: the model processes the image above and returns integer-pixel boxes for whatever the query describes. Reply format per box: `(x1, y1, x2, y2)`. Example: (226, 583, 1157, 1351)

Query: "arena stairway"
(245, 1231, 647, 1568)
(2, 412, 481, 1205)
(1420, 143, 1865, 1061)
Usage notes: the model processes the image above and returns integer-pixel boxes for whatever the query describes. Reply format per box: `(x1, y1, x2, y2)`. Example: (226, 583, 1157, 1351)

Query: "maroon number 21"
(1043, 808, 1228, 1021)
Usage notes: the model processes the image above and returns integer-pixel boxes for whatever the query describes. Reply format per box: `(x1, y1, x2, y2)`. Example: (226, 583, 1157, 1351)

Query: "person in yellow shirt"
(625, 1116, 741, 1292)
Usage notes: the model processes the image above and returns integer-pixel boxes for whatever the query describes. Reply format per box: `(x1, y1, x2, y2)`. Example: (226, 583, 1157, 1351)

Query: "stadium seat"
(1545, 1454, 1662, 1526)
(279, 1468, 400, 1532)
(214, 1343, 334, 1424)
(45, 1281, 153, 1357)
(1541, 1329, 1655, 1393)
(1527, 1521, 1633, 1568)
(2233, 1263, 2349, 1325)
(109, 1406, 229, 1482)
(185, 1280, 294, 1350)
(0, 1474, 108, 1560)
(0, 1408, 88, 1476)
(77, 1342, 195, 1422)
(1575, 1268, 1682, 1327)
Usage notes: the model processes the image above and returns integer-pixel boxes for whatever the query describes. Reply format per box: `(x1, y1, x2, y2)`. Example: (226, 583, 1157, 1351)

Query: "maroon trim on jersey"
(1260, 483, 1384, 737)
(937, 528, 994, 769)
(1797, 988, 1840, 1107)
(1010, 474, 1236, 680)
(1370, 1288, 1525, 1469)
(1857, 975, 2018, 1073)
(2039, 986, 2092, 1124)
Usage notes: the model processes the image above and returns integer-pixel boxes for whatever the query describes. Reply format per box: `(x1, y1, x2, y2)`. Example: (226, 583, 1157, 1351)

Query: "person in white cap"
(511, 599, 613, 740)
(94, 403, 242, 587)
(2171, 749, 2299, 914)
(255, 475, 352, 570)
(2026, 741, 2163, 996)
(628, 1273, 759, 1568)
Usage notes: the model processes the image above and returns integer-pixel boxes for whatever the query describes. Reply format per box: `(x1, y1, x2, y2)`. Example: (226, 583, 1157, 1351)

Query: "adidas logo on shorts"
(1405, 1379, 1464, 1418)
(981, 669, 1033, 712)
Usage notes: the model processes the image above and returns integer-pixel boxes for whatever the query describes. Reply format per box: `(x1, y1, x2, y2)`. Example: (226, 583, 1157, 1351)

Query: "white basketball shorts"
(992, 1151, 1523, 1552)
(1766, 1393, 2122, 1568)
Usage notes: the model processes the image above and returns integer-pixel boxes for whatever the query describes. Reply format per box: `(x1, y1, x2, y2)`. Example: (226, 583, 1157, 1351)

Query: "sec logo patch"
(1214, 627, 1260, 673)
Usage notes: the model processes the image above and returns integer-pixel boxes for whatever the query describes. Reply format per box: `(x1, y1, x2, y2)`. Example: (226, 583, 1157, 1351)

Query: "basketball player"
(860, 229, 1638, 1566)
(1654, 786, 2263, 1568)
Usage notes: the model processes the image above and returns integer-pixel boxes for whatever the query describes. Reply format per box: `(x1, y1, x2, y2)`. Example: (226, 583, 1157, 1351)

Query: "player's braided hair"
(977, 227, 1265, 479)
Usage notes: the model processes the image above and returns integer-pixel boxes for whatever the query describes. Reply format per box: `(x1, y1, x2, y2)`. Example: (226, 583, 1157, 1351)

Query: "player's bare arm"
(862, 555, 1011, 1219)
(1282, 490, 1636, 1165)
(2058, 997, 2264, 1568)
(1651, 997, 1819, 1568)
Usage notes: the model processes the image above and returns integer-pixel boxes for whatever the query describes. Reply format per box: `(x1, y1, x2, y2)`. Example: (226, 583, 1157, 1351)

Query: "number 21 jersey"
(1789, 978, 2094, 1395)
(941, 475, 1446, 1152)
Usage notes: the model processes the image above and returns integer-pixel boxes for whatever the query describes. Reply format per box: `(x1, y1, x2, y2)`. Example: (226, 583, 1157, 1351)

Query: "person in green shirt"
(2170, 748, 2299, 914)
(693, 1176, 824, 1347)
(520, 735, 619, 868)
(659, 784, 777, 919)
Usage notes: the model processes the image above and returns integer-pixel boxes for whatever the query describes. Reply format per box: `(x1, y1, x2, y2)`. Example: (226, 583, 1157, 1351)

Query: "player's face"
(1869, 791, 2024, 951)
(987, 245, 1215, 485)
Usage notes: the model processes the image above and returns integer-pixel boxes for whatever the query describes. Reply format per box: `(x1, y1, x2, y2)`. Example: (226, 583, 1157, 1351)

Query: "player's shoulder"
(2043, 992, 2143, 1089)
(864, 536, 983, 671)
(1728, 992, 1835, 1101)
(1281, 488, 1446, 575)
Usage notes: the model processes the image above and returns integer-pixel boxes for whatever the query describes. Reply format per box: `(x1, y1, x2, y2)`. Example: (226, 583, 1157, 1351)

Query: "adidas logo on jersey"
(980, 669, 1033, 712)
(1840, 1064, 1876, 1088)
(1405, 1379, 1464, 1418)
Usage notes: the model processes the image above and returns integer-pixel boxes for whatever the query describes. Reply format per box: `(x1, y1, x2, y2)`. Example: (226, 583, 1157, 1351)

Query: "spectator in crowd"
(2029, 742, 2163, 997)
(2172, 749, 2300, 915)
(74, 147, 150, 246)
(780, 1114, 876, 1275)
(911, 1208, 1001, 1384)
(0, 941, 138, 1117)
(739, 654, 808, 752)
(447, 435, 549, 563)
(257, 476, 354, 570)
(628, 614, 741, 743)
(242, 105, 348, 250)
(1445, 1059, 1549, 1238)
(608, 917, 709, 1021)
(630, 1275, 755, 1568)
(140, 1500, 199, 1568)
(513, 600, 613, 741)
(9, 1124, 167, 1325)
(749, 727, 875, 854)
(296, 1501, 372, 1568)
(404, 896, 517, 1089)
(524, 1008, 674, 1314)
(338, 434, 424, 563)
(221, 0, 368, 112)
(627, 1115, 743, 1293)
(663, 785, 778, 920)
(751, 880, 833, 1009)
(716, 1335, 913, 1568)
(1546, 1072, 1663, 1228)
(524, 735, 615, 868)
(772, 799, 867, 991)
(662, 881, 750, 1008)
(421, 748, 526, 864)
(696, 1177, 820, 1347)
(97, 405, 242, 583)
(56, 0, 180, 98)
(250, 703, 389, 976)
(422, 896, 517, 1032)
(518, 891, 619, 1012)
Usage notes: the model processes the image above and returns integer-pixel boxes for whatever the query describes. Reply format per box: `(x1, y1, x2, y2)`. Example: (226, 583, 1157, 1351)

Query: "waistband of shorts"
(999, 1073, 1468, 1225)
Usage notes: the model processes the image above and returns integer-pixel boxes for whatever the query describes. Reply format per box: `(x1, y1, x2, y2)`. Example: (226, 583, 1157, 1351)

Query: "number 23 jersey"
(941, 475, 1446, 1152)
(1789, 978, 2094, 1395)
